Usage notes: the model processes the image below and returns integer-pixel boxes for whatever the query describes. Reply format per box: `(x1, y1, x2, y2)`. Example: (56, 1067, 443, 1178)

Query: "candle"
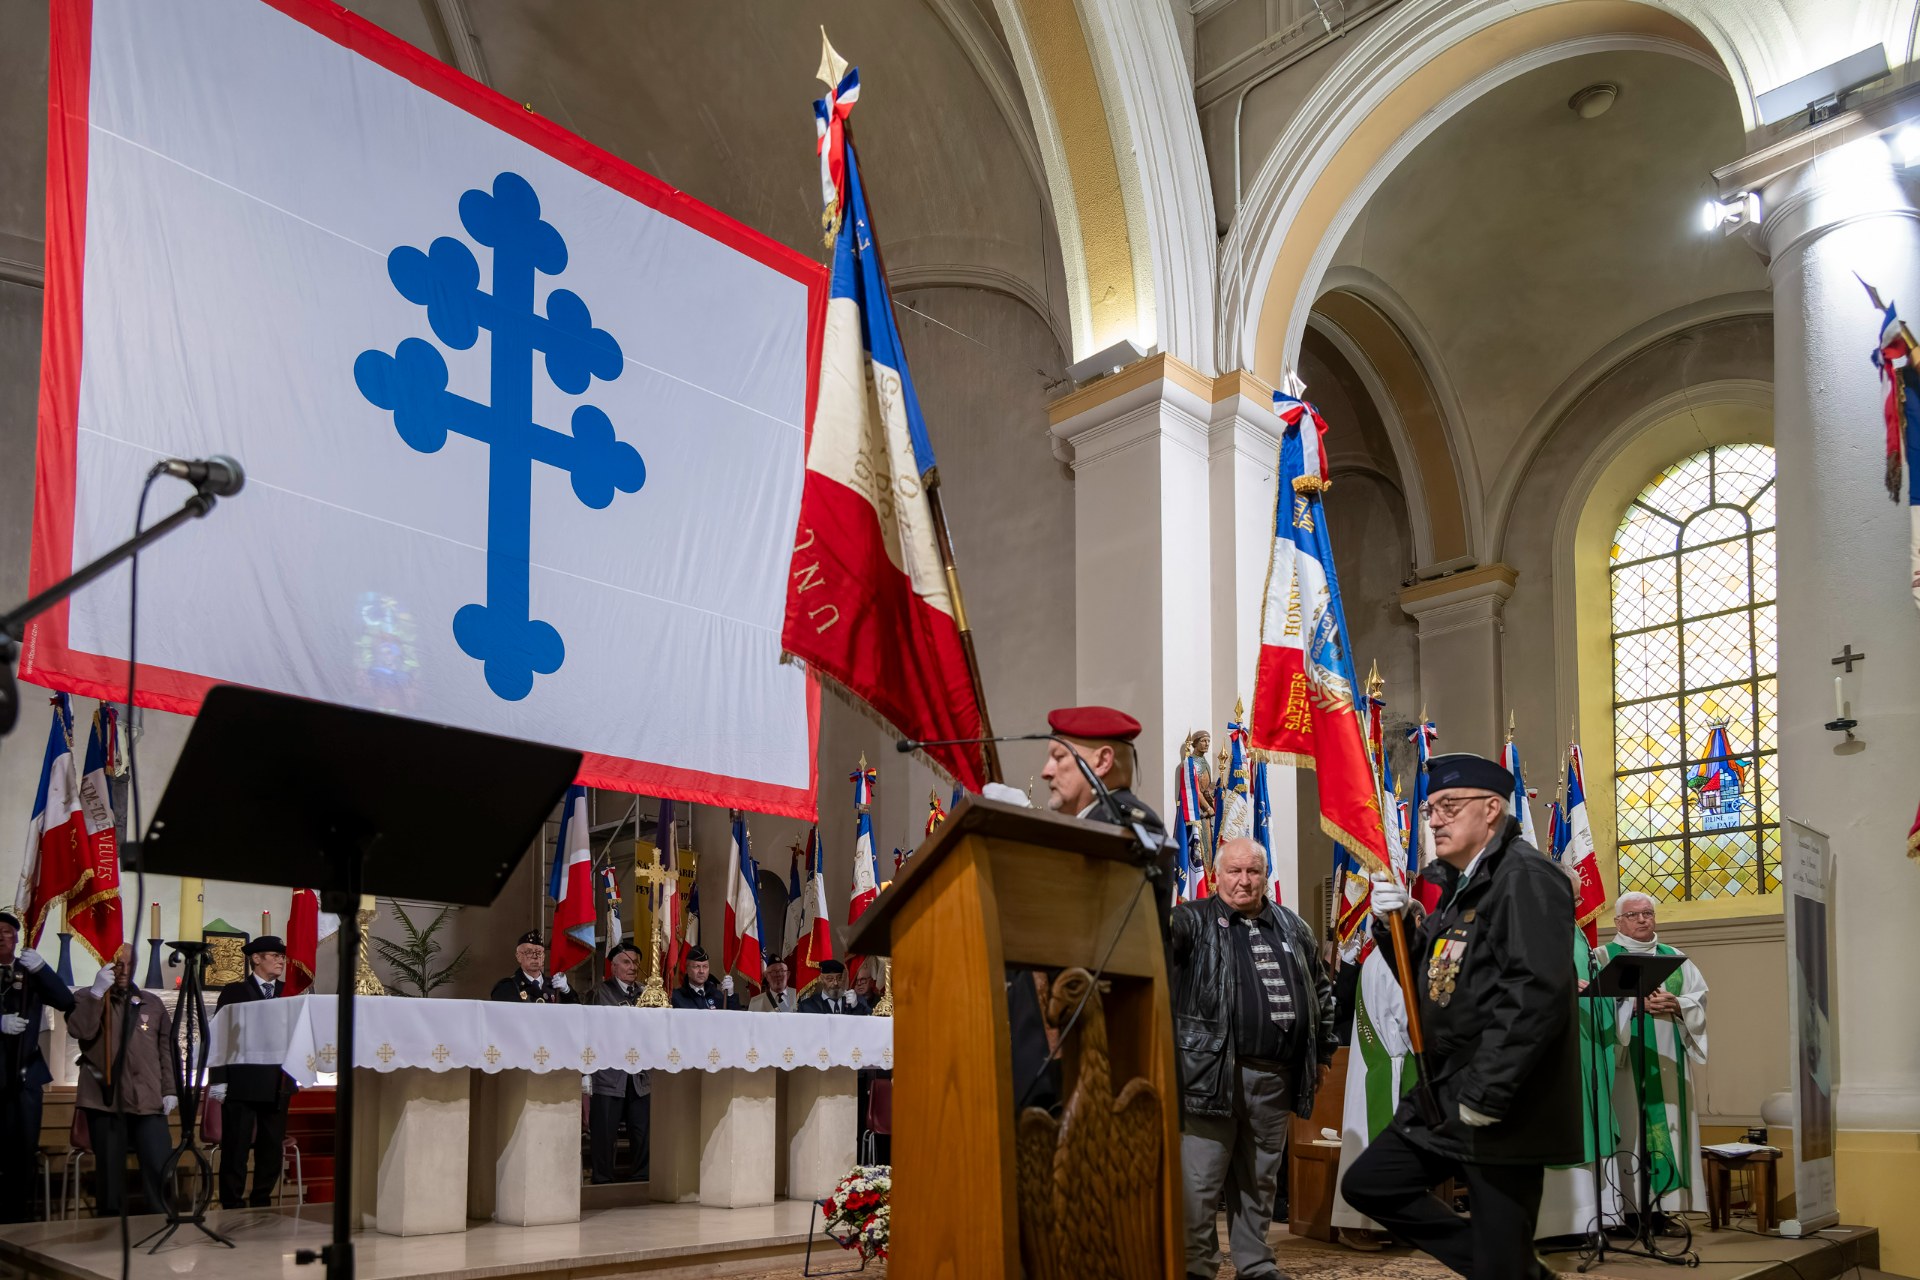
(1834, 675, 1846, 721)
(262, 909, 272, 937)
(150, 902, 161, 940)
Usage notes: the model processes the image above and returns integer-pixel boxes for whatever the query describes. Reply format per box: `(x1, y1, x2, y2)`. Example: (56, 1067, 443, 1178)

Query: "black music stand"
(136, 940, 228, 1252)
(1577, 948, 1692, 1272)
(137, 686, 580, 1280)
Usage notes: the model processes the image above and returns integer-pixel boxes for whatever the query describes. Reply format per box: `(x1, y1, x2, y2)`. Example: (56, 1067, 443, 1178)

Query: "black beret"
(244, 935, 285, 956)
(0, 910, 19, 931)
(606, 940, 640, 960)
(683, 945, 709, 963)
(1425, 753, 1515, 798)
(515, 931, 545, 948)
(818, 958, 846, 974)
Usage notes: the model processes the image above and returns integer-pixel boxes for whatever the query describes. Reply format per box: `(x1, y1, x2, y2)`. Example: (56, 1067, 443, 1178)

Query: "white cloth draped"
(1609, 932, 1709, 1212)
(207, 995, 892, 1086)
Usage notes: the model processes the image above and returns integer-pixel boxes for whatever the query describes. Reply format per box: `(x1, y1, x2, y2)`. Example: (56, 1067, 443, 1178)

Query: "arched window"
(1610, 443, 1777, 904)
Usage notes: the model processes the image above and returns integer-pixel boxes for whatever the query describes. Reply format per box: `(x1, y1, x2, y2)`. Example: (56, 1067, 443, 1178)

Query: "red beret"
(1047, 706, 1142, 742)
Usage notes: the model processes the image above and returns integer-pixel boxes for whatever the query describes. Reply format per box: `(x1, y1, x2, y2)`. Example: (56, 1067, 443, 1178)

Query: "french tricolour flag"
(1563, 744, 1608, 945)
(1504, 738, 1540, 848)
(781, 67, 988, 791)
(548, 785, 596, 973)
(724, 813, 764, 987)
(15, 695, 86, 947)
(1247, 395, 1392, 881)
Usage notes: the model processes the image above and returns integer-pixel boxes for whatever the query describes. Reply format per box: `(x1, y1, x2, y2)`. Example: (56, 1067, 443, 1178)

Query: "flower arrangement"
(820, 1164, 891, 1260)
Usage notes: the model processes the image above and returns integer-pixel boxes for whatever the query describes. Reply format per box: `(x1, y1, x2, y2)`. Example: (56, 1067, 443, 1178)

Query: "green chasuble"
(1562, 931, 1618, 1168)
(1603, 938, 1708, 1200)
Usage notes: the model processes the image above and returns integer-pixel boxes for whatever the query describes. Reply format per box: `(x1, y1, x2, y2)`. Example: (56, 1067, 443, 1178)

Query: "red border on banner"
(25, 0, 825, 820)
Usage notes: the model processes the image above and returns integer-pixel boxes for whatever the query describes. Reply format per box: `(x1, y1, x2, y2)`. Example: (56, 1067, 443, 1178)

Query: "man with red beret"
(985, 706, 1169, 1115)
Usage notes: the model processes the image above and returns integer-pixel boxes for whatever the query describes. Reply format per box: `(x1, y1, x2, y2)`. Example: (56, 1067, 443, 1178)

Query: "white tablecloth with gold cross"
(207, 995, 893, 1086)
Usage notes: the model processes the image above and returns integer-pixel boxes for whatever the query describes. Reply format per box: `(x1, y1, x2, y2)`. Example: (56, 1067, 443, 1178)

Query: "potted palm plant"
(371, 902, 471, 997)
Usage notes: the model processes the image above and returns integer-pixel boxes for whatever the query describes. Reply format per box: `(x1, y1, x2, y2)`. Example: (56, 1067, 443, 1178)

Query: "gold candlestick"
(354, 895, 385, 996)
(634, 852, 674, 1008)
(872, 956, 893, 1017)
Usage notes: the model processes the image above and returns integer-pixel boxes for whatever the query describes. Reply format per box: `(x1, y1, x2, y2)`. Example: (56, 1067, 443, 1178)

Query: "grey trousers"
(1181, 1060, 1293, 1279)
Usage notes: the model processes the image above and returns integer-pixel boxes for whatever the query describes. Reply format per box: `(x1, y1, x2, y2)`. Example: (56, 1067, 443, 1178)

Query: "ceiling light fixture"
(1568, 83, 1618, 119)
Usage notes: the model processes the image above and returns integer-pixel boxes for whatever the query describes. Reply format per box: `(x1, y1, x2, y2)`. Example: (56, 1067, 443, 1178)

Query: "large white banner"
(27, 0, 821, 816)
(1783, 819, 1838, 1231)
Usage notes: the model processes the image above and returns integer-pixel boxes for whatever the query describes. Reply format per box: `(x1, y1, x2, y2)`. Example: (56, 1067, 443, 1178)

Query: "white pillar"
(1760, 136, 1920, 1136)
(1398, 565, 1516, 758)
(468, 1069, 582, 1226)
(698, 1067, 777, 1208)
(646, 1069, 702, 1204)
(783, 1066, 859, 1201)
(368, 1067, 470, 1236)
(1050, 355, 1216, 815)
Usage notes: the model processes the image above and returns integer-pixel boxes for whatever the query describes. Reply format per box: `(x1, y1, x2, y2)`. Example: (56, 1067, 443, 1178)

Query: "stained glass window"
(1610, 444, 1778, 904)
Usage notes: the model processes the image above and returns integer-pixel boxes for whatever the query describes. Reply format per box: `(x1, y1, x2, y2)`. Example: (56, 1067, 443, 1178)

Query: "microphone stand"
(0, 485, 224, 738)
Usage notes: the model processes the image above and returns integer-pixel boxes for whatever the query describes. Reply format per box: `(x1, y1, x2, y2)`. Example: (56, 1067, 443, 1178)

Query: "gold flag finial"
(816, 28, 849, 88)
(1234, 694, 1246, 721)
(1419, 701, 1428, 724)
(858, 750, 868, 769)
(1507, 709, 1516, 743)
(1366, 660, 1384, 701)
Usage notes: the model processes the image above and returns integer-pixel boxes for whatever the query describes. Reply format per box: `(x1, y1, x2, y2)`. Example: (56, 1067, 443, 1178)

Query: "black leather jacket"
(1171, 896, 1334, 1119)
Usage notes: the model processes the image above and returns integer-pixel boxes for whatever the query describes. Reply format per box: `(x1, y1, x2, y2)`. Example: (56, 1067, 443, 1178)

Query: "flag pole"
(840, 122, 1003, 786)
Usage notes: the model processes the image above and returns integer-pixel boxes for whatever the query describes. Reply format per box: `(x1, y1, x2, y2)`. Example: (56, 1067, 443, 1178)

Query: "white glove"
(17, 947, 45, 973)
(208, 1084, 228, 1102)
(549, 973, 570, 993)
(720, 975, 734, 995)
(91, 966, 115, 996)
(162, 1095, 178, 1116)
(1369, 875, 1409, 915)
(0, 1014, 27, 1035)
(843, 990, 857, 1008)
(1459, 1103, 1497, 1128)
(981, 782, 1031, 808)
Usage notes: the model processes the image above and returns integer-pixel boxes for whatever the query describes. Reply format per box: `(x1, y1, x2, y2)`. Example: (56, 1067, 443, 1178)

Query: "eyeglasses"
(1618, 910, 1656, 921)
(1419, 794, 1497, 822)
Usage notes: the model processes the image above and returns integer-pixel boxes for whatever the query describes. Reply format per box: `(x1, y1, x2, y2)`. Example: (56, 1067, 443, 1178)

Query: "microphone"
(154, 454, 246, 497)
(896, 731, 1126, 833)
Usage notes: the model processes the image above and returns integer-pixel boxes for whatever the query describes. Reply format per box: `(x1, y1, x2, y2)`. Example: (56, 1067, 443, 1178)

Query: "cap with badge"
(244, 935, 285, 956)
(683, 945, 709, 964)
(515, 930, 545, 949)
(818, 958, 846, 974)
(1424, 752, 1515, 797)
(0, 910, 20, 932)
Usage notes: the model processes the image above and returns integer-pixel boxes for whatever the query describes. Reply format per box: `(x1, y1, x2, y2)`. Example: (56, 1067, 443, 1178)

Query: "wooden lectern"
(847, 795, 1180, 1279)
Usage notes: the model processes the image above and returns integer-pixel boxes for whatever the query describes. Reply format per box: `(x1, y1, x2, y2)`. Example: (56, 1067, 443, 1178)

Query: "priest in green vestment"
(1604, 892, 1709, 1213)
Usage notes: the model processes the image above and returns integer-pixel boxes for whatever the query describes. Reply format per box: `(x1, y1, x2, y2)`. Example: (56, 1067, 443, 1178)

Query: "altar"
(208, 996, 890, 1236)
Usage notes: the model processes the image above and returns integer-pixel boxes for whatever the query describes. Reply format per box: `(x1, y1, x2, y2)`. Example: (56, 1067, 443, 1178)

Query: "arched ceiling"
(344, 0, 1073, 352)
(1323, 48, 1768, 498)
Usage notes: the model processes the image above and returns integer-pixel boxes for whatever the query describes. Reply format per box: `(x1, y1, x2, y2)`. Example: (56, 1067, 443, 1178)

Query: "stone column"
(1758, 136, 1920, 1152)
(783, 1066, 859, 1201)
(698, 1067, 777, 1207)
(366, 1067, 470, 1236)
(1050, 354, 1216, 815)
(468, 1069, 582, 1226)
(1398, 565, 1516, 758)
(646, 1069, 701, 1204)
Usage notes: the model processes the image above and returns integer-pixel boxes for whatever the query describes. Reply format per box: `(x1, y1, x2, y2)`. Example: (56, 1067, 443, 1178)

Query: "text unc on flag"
(780, 62, 988, 791)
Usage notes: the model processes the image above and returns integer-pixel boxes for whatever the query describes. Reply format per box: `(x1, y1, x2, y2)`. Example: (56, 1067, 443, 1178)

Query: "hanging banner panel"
(28, 0, 823, 816)
(1783, 818, 1837, 1231)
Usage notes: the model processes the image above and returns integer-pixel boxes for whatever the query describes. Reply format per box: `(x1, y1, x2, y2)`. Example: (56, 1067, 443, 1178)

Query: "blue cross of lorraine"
(355, 171, 645, 701)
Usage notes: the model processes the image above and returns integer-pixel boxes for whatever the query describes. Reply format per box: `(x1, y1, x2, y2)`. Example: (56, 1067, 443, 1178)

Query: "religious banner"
(1248, 394, 1391, 879)
(1862, 280, 1920, 611)
(1783, 819, 1838, 1231)
(27, 0, 822, 816)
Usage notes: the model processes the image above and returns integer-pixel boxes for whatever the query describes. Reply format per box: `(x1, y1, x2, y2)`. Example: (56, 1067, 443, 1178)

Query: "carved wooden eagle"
(1015, 967, 1163, 1280)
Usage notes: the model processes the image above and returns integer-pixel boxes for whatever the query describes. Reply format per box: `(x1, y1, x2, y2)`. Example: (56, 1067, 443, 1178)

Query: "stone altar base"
(470, 1068, 582, 1226)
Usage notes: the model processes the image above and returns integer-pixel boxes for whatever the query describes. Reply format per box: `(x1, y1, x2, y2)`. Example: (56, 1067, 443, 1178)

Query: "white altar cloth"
(207, 996, 893, 1086)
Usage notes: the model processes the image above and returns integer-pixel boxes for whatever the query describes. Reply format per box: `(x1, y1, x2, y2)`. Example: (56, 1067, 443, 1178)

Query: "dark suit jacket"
(489, 971, 577, 1003)
(669, 978, 741, 1010)
(798, 991, 870, 1016)
(211, 976, 297, 1105)
(1, 959, 76, 1090)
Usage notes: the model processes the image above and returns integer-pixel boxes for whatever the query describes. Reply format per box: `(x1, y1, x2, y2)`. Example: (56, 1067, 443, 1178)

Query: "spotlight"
(1066, 338, 1150, 387)
(1701, 192, 1762, 235)
(1897, 125, 1920, 167)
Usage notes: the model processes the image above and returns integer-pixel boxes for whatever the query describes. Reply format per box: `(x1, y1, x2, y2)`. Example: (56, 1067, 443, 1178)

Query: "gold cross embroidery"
(533, 1047, 550, 1067)
(484, 1046, 501, 1066)
(706, 1047, 722, 1066)
(318, 1046, 337, 1068)
(782, 1048, 795, 1065)
(850, 1047, 862, 1066)
(625, 1049, 639, 1067)
(667, 1049, 682, 1067)
(431, 1044, 451, 1065)
(581, 1048, 596, 1067)
(376, 1043, 396, 1065)
(745, 1048, 759, 1066)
